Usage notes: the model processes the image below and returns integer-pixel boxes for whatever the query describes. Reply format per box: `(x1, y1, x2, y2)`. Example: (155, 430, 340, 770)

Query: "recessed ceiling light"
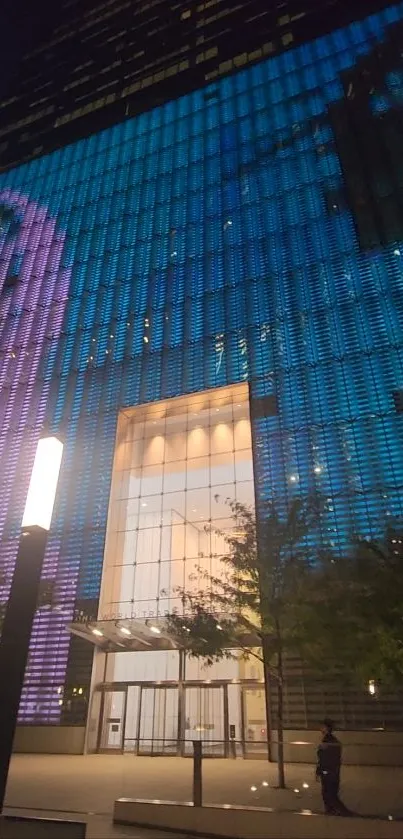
(92, 628, 103, 637)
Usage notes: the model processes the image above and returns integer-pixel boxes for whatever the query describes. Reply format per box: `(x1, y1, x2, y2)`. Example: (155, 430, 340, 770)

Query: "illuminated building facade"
(0, 1, 403, 752)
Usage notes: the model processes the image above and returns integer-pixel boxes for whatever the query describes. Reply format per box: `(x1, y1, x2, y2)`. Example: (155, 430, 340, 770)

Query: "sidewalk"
(5, 754, 403, 820)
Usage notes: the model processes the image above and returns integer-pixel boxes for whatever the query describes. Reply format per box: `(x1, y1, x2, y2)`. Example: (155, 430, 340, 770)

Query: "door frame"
(97, 686, 128, 753)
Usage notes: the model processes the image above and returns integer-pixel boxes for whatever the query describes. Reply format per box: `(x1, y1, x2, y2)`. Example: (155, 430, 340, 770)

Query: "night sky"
(0, 0, 55, 98)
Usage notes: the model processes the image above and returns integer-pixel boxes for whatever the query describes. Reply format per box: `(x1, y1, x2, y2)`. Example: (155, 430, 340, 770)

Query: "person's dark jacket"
(316, 733, 342, 778)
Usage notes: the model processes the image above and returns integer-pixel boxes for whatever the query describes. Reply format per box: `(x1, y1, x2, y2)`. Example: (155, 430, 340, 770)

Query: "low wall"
(114, 799, 402, 839)
(13, 727, 86, 755)
(270, 730, 403, 767)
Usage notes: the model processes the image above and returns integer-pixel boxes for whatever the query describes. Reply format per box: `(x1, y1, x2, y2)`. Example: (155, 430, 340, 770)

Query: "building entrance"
(97, 682, 232, 756)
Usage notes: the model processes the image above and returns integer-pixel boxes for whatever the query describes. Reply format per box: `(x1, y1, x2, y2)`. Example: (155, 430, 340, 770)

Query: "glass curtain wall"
(99, 382, 254, 671)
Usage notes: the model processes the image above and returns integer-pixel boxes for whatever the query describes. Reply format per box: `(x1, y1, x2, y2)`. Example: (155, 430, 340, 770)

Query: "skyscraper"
(0, 0, 393, 170)
(0, 0, 403, 756)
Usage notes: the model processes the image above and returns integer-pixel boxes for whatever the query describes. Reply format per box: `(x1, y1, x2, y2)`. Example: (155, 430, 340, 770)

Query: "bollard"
(192, 740, 203, 807)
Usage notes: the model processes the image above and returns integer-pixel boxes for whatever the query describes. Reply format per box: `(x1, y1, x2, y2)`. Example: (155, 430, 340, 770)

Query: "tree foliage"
(165, 498, 403, 786)
(166, 495, 324, 787)
(167, 495, 323, 669)
(304, 529, 403, 685)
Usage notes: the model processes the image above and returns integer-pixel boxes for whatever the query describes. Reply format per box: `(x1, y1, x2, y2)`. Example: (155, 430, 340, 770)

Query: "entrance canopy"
(67, 618, 180, 653)
(67, 617, 261, 654)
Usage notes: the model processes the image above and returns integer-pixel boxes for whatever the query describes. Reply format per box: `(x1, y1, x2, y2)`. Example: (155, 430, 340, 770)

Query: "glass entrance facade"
(97, 682, 251, 757)
(99, 383, 254, 623)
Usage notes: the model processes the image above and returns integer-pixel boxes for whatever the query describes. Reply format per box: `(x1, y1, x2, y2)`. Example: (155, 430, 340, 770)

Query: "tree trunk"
(276, 660, 286, 789)
(262, 645, 273, 764)
(275, 624, 286, 789)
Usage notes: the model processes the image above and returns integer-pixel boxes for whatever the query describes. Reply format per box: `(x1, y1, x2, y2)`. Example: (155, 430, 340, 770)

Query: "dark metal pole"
(192, 740, 202, 807)
(0, 525, 48, 811)
(177, 650, 185, 757)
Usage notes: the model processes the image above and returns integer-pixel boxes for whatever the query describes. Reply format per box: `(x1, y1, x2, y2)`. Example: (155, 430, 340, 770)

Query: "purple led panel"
(0, 190, 71, 723)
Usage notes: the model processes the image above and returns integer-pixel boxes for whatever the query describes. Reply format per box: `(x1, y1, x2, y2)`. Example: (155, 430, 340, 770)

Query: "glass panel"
(124, 685, 141, 753)
(234, 449, 254, 482)
(210, 421, 234, 454)
(243, 687, 267, 757)
(121, 529, 138, 565)
(187, 426, 209, 458)
(138, 496, 161, 519)
(100, 690, 125, 751)
(168, 524, 185, 560)
(184, 686, 225, 756)
(186, 487, 211, 522)
(138, 687, 154, 753)
(211, 486, 236, 519)
(164, 460, 187, 492)
(136, 525, 161, 562)
(138, 687, 179, 754)
(127, 471, 142, 499)
(163, 490, 186, 519)
(186, 456, 210, 488)
(210, 452, 235, 486)
(235, 480, 255, 506)
(234, 417, 252, 450)
(165, 432, 187, 462)
(141, 464, 163, 495)
(143, 435, 165, 465)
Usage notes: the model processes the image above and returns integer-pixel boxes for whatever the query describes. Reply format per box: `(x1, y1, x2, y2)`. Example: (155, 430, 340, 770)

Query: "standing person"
(316, 719, 350, 816)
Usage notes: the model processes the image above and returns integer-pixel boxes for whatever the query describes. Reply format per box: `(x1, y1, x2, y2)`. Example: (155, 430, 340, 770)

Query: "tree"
(165, 495, 324, 789)
(306, 528, 403, 688)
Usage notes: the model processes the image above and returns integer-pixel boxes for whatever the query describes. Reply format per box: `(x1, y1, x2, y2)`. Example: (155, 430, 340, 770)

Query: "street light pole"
(0, 436, 63, 812)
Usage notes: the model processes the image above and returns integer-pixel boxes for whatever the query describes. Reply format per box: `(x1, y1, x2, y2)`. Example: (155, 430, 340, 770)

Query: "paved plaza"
(4, 754, 403, 822)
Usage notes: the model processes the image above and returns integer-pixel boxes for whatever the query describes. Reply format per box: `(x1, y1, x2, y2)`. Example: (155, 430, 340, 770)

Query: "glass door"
(242, 686, 267, 757)
(99, 689, 127, 752)
(184, 686, 226, 756)
(138, 686, 179, 755)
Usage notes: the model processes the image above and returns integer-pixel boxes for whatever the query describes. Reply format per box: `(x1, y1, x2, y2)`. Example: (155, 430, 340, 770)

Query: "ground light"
(0, 435, 63, 812)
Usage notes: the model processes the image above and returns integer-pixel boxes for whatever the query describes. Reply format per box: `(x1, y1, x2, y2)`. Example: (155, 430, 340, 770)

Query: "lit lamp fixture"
(0, 435, 63, 812)
(22, 436, 64, 530)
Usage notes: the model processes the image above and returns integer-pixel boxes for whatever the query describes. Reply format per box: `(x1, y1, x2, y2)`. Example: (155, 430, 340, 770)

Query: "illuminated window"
(248, 48, 262, 62)
(282, 32, 294, 47)
(218, 59, 232, 74)
(234, 53, 247, 68)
